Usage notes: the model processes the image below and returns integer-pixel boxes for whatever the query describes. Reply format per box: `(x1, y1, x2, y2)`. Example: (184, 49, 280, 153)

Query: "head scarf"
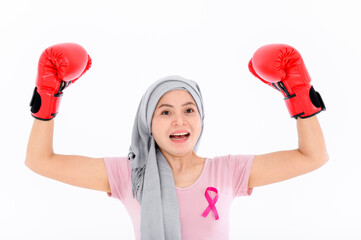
(128, 75, 205, 240)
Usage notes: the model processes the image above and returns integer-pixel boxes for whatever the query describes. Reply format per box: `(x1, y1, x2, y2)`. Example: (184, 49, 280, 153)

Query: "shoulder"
(104, 156, 129, 165)
(103, 156, 130, 179)
(209, 154, 255, 168)
(104, 157, 131, 200)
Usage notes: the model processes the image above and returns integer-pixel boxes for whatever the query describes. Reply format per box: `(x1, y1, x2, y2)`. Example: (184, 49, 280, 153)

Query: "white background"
(1, 0, 360, 239)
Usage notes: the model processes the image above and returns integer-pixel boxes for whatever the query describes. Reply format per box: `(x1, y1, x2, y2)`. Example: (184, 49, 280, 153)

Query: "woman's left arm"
(248, 115, 329, 188)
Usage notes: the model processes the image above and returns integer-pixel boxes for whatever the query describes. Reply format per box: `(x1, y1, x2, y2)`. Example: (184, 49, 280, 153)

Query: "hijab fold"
(128, 75, 205, 240)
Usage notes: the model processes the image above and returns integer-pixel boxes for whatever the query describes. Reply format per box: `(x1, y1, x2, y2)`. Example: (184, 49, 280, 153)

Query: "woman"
(26, 43, 328, 240)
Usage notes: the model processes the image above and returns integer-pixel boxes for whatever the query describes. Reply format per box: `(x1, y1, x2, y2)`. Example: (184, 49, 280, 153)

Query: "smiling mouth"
(169, 133, 190, 140)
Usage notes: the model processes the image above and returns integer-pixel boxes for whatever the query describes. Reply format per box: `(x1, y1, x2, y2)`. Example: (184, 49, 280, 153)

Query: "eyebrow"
(157, 102, 196, 109)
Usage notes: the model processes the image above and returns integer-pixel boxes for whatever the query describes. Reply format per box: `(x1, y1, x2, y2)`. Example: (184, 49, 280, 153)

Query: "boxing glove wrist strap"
(284, 85, 325, 119)
(30, 87, 63, 121)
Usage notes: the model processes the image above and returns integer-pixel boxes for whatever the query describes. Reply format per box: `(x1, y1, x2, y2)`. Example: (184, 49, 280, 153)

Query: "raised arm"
(25, 43, 110, 193)
(247, 43, 328, 188)
(26, 119, 110, 192)
(248, 116, 328, 188)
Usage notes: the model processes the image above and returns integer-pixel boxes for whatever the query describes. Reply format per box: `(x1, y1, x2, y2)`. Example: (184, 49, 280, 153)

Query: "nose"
(172, 112, 186, 126)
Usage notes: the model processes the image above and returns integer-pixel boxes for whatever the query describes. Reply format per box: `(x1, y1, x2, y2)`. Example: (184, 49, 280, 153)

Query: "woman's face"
(151, 89, 202, 157)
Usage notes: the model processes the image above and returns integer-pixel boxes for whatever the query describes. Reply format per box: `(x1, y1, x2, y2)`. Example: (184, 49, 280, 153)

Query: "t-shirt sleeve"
(103, 157, 130, 201)
(229, 154, 255, 197)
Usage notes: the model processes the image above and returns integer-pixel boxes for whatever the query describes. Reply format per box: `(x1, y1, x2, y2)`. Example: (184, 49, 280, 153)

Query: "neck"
(160, 150, 199, 173)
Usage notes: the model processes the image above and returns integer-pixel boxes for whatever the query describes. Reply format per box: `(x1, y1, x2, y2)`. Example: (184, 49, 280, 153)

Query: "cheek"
(192, 118, 202, 136)
(151, 119, 158, 136)
(151, 118, 165, 139)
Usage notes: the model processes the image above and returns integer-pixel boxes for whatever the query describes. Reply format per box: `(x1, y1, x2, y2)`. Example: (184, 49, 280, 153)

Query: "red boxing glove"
(248, 43, 325, 119)
(30, 43, 92, 120)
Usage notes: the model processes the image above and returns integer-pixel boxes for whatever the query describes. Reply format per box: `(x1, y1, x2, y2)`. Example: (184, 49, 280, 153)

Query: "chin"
(161, 145, 194, 157)
(156, 135, 197, 157)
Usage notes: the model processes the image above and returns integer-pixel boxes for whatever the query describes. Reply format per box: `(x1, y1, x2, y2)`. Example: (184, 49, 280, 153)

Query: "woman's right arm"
(26, 43, 110, 193)
(25, 119, 111, 193)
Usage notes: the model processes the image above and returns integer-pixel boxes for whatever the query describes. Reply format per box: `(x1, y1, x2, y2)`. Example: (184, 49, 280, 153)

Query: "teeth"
(172, 133, 188, 136)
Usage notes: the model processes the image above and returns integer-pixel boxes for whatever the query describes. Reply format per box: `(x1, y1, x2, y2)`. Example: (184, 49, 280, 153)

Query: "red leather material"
(249, 44, 325, 118)
(30, 43, 91, 120)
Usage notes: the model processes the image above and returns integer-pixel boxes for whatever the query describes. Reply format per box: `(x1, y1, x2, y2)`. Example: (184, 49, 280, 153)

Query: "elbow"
(25, 153, 51, 173)
(25, 147, 36, 170)
(25, 151, 55, 175)
(25, 141, 53, 166)
(25, 155, 36, 172)
(322, 152, 329, 166)
(311, 152, 329, 170)
(25, 155, 45, 175)
(298, 149, 329, 170)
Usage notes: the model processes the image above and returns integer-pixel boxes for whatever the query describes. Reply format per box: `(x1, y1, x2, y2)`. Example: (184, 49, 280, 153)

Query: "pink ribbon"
(202, 187, 219, 220)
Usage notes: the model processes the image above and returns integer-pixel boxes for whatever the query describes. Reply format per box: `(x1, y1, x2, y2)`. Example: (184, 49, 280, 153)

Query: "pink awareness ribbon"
(202, 187, 219, 220)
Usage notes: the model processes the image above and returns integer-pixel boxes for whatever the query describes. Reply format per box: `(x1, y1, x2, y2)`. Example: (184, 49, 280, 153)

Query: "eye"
(161, 110, 170, 115)
(186, 108, 194, 113)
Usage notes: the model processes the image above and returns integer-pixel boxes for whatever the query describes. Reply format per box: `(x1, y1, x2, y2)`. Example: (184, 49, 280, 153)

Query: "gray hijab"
(128, 75, 205, 240)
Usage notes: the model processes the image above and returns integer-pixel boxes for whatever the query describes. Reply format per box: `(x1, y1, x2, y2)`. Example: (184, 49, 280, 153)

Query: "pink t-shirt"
(104, 154, 254, 240)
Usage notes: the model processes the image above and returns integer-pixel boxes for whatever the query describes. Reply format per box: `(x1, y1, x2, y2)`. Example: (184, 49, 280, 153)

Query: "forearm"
(25, 119, 55, 166)
(297, 116, 328, 163)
